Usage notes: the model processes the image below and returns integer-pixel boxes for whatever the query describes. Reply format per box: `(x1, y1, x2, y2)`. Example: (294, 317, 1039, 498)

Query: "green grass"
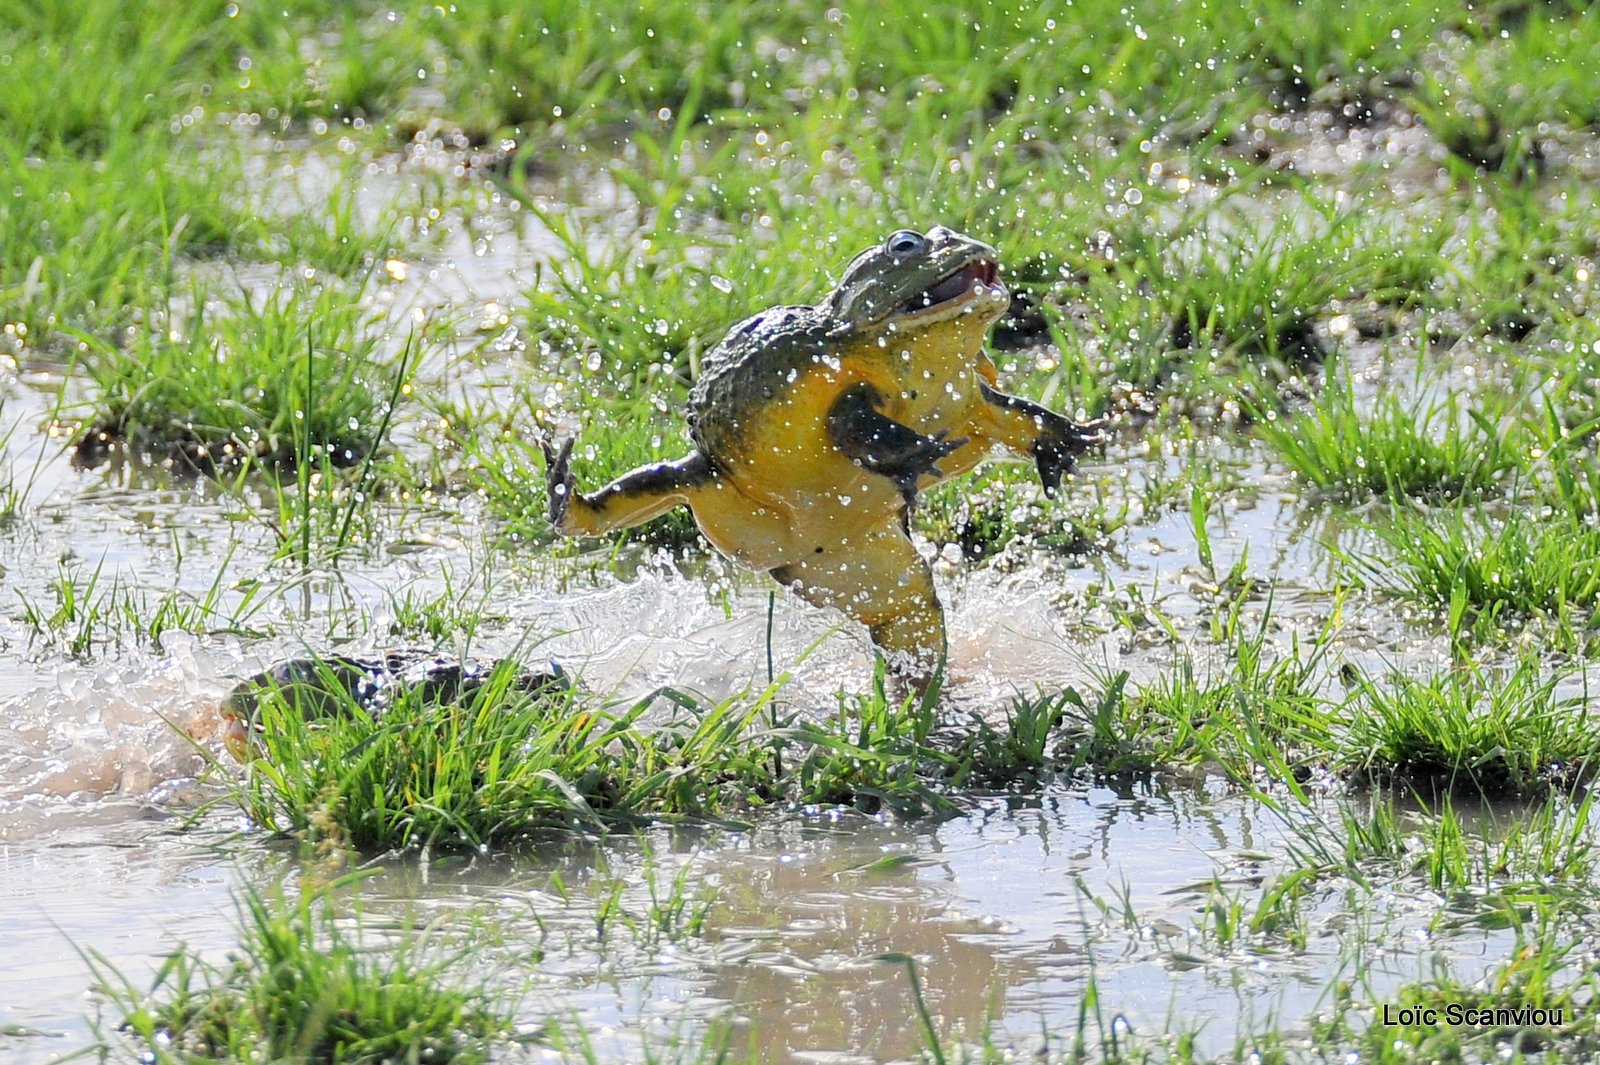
(0, 401, 23, 526)
(412, 0, 1578, 151)
(4, 2, 1600, 1062)
(0, 0, 220, 153)
(1534, 312, 1600, 431)
(71, 278, 408, 473)
(1338, 662, 1597, 794)
(0, 135, 269, 340)
(466, 391, 702, 547)
(779, 665, 959, 818)
(1442, 179, 1600, 339)
(917, 464, 1128, 561)
(230, 659, 736, 849)
(0, 0, 419, 151)
(1409, 7, 1600, 175)
(1367, 502, 1600, 638)
(16, 551, 271, 659)
(213, 639, 1451, 850)
(1048, 610, 1336, 782)
(90, 879, 510, 1065)
(1411, 792, 1595, 894)
(1326, 906, 1600, 1063)
(421, 0, 815, 139)
(216, 634, 1600, 853)
(224, 5, 417, 126)
(228, 653, 974, 848)
(1260, 366, 1516, 501)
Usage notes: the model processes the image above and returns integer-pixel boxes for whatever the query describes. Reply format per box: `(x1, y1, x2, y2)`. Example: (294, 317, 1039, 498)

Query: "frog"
(543, 225, 1105, 685)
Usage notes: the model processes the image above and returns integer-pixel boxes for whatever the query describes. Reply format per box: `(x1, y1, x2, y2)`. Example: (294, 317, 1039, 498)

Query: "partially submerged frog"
(544, 226, 1106, 683)
(218, 652, 567, 760)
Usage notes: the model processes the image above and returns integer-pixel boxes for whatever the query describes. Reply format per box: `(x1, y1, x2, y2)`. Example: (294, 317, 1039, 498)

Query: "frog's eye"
(885, 230, 927, 258)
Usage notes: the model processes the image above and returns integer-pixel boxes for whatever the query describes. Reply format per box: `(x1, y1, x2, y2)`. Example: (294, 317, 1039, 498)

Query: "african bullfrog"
(544, 226, 1105, 683)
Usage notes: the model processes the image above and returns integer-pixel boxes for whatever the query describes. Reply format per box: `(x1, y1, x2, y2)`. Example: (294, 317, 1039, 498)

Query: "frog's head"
(820, 226, 1009, 339)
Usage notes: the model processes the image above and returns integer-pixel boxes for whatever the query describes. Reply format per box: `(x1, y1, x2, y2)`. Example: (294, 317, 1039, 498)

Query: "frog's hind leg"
(771, 520, 945, 686)
(973, 380, 1106, 496)
(543, 438, 716, 536)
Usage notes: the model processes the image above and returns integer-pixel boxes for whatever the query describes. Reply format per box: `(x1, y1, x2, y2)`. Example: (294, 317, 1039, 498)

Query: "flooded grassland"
(3, 2, 1600, 1062)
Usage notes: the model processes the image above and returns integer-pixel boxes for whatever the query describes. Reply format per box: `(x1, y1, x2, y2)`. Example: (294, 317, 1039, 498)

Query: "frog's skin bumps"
(545, 226, 1105, 684)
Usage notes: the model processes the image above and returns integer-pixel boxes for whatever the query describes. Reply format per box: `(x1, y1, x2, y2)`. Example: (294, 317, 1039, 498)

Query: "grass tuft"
(1369, 503, 1600, 637)
(1261, 369, 1516, 502)
(226, 653, 977, 848)
(90, 879, 510, 1065)
(72, 279, 406, 474)
(1339, 662, 1597, 795)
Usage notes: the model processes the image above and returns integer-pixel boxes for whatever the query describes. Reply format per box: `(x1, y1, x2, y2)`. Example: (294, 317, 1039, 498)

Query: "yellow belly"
(696, 328, 1001, 568)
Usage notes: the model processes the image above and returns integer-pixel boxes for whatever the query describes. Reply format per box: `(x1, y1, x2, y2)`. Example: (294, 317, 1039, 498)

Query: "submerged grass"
(89, 878, 510, 1065)
(16, 551, 272, 659)
(1329, 906, 1600, 1063)
(0, 403, 23, 527)
(1412, 792, 1596, 895)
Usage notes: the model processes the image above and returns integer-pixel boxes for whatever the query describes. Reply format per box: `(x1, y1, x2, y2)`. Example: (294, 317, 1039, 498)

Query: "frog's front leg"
(542, 437, 715, 536)
(975, 381, 1107, 496)
(827, 383, 968, 505)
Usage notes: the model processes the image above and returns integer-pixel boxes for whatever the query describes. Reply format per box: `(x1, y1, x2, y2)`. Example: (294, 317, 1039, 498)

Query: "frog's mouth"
(897, 259, 1003, 317)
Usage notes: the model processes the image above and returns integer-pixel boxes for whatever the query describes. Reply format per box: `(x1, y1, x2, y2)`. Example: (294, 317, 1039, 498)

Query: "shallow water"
(0, 137, 1587, 1062)
(4, 776, 1546, 1064)
(0, 407, 1476, 1063)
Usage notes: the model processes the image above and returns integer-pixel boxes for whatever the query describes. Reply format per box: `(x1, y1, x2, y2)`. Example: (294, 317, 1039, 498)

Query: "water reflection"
(3, 766, 1561, 1065)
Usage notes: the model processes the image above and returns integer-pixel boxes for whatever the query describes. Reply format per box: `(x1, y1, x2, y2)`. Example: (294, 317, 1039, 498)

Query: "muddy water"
(0, 142, 1562, 1062)
(0, 414, 1465, 1064)
(2, 779, 1536, 1064)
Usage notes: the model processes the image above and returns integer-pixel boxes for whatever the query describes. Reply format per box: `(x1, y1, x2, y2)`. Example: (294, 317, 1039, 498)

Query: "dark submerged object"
(219, 652, 569, 759)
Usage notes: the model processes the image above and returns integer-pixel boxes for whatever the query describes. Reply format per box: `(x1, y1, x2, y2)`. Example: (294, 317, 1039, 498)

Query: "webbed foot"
(885, 427, 968, 504)
(1033, 413, 1109, 497)
(539, 436, 576, 529)
(828, 383, 968, 504)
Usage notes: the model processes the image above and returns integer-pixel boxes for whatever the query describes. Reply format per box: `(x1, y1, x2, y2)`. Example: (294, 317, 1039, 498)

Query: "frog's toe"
(1034, 415, 1106, 497)
(925, 428, 968, 462)
(1072, 415, 1112, 448)
(540, 436, 576, 527)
